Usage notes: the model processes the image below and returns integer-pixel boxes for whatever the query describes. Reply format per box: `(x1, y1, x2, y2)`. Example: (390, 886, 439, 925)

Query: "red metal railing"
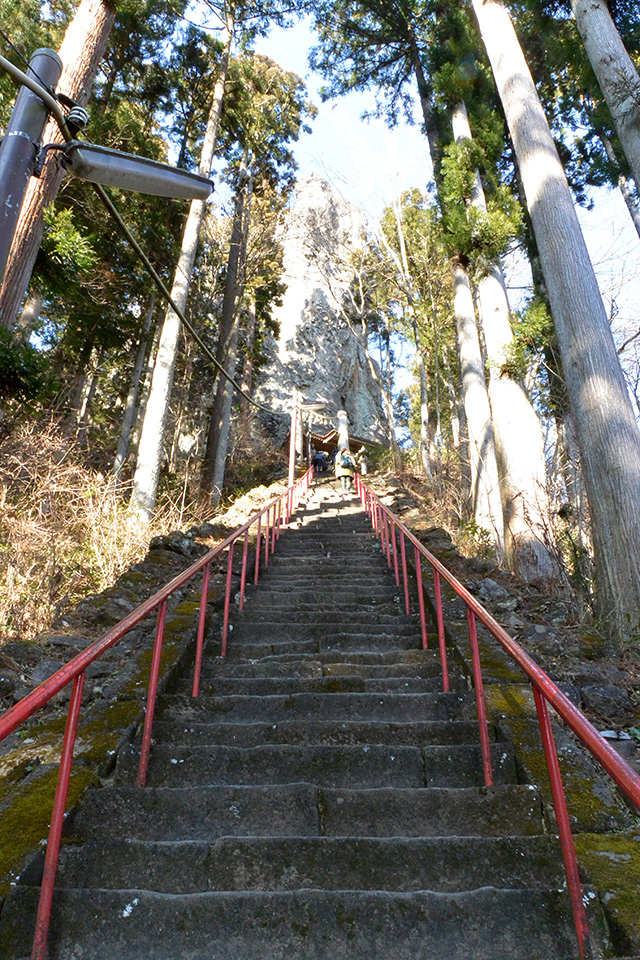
(0, 467, 313, 960)
(355, 473, 640, 960)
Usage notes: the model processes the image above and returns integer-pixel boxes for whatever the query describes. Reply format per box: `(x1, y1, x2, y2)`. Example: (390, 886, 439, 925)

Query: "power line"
(92, 183, 276, 415)
(0, 48, 313, 426)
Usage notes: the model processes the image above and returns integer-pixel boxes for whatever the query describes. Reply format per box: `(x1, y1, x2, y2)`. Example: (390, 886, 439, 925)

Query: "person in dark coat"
(334, 447, 355, 492)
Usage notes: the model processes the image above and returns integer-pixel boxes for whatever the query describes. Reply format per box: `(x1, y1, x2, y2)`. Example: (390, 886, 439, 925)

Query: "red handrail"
(355, 473, 640, 960)
(0, 467, 313, 960)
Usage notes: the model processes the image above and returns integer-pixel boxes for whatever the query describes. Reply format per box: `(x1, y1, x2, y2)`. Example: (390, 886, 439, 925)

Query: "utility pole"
(288, 386, 300, 489)
(337, 408, 350, 451)
(0, 49, 62, 283)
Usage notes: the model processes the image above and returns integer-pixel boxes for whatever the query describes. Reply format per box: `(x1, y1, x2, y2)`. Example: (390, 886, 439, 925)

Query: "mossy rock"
(485, 684, 630, 834)
(0, 764, 98, 898)
(575, 832, 640, 953)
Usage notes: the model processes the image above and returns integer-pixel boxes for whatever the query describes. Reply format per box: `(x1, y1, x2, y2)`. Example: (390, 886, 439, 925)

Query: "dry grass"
(0, 422, 208, 644)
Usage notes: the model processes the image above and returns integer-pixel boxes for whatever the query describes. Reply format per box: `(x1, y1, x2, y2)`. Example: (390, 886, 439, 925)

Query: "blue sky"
(254, 19, 434, 220)
(254, 19, 640, 336)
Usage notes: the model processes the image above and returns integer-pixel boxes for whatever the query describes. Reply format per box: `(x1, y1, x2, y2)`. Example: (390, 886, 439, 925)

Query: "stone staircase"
(0, 481, 612, 958)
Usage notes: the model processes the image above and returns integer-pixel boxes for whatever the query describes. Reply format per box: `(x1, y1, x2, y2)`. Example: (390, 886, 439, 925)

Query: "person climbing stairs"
(0, 480, 611, 958)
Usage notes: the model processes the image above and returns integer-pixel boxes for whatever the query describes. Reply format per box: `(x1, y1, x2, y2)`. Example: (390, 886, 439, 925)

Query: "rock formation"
(256, 176, 388, 443)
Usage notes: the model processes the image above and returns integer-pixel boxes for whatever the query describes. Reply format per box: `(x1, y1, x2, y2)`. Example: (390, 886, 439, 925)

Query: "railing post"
(466, 607, 493, 787)
(433, 569, 449, 692)
(137, 600, 167, 788)
(383, 513, 392, 567)
(221, 541, 235, 657)
(31, 670, 85, 960)
(192, 561, 210, 698)
(271, 501, 277, 554)
(276, 498, 282, 540)
(390, 520, 400, 586)
(264, 506, 270, 568)
(254, 514, 262, 585)
(400, 531, 410, 615)
(414, 546, 428, 650)
(239, 528, 249, 611)
(532, 685, 592, 960)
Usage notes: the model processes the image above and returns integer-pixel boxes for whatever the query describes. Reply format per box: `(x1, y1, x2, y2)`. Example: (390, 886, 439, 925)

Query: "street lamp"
(0, 49, 215, 285)
(62, 141, 214, 200)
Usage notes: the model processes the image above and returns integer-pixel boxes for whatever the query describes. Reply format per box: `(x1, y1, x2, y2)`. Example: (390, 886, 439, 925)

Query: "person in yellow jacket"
(335, 447, 355, 492)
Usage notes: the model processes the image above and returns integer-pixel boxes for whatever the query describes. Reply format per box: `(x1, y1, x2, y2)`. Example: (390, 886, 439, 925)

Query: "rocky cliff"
(256, 176, 388, 443)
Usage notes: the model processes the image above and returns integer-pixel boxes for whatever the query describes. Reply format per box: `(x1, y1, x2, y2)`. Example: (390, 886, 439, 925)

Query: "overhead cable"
(0, 52, 282, 416)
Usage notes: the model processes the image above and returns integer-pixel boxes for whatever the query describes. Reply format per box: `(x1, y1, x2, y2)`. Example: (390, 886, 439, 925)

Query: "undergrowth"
(0, 422, 209, 644)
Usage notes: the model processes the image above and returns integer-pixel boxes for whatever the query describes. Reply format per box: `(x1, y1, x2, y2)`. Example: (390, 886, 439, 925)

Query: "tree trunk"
(473, 0, 640, 642)
(236, 294, 257, 449)
(111, 290, 156, 482)
(406, 26, 442, 177)
(451, 259, 505, 557)
(130, 320, 161, 458)
(597, 129, 640, 240)
(201, 156, 252, 497)
(76, 358, 101, 445)
(571, 0, 640, 193)
(452, 100, 559, 582)
(15, 290, 43, 342)
(411, 319, 432, 478)
(0, 0, 116, 329)
(130, 12, 233, 520)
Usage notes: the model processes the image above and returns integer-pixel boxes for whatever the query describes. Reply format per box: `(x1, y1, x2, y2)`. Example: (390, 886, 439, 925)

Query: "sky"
(253, 20, 433, 221)
(251, 16, 640, 396)
(253, 20, 640, 327)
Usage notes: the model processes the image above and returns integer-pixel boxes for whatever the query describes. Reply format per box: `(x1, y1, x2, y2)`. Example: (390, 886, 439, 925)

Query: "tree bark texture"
(571, 0, 640, 193)
(0, 0, 116, 329)
(112, 290, 156, 481)
(15, 290, 43, 342)
(451, 260, 505, 557)
(452, 101, 559, 582)
(411, 320, 432, 478)
(130, 15, 233, 520)
(597, 130, 640, 240)
(201, 157, 252, 497)
(236, 295, 258, 448)
(473, 0, 640, 641)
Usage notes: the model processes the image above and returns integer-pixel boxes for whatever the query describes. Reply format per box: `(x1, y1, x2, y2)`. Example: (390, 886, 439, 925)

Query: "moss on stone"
(484, 685, 628, 833)
(575, 832, 640, 953)
(0, 764, 98, 897)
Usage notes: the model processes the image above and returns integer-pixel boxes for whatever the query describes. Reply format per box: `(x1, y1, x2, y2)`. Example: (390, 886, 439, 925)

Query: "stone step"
(245, 583, 404, 599)
(227, 620, 422, 640)
(171, 674, 457, 697)
(66, 784, 546, 843)
(222, 637, 425, 658)
(220, 650, 448, 667)
(267, 557, 390, 572)
(231, 600, 411, 618)
(229, 613, 422, 631)
(68, 784, 320, 842)
(157, 690, 478, 724)
(194, 654, 445, 678)
(150, 718, 490, 748)
(0, 887, 591, 959)
(247, 561, 400, 584)
(49, 835, 566, 893)
(117, 743, 516, 789)
(320, 785, 545, 837)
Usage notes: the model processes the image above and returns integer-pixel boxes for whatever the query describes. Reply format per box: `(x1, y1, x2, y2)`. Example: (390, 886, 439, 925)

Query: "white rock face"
(256, 176, 388, 442)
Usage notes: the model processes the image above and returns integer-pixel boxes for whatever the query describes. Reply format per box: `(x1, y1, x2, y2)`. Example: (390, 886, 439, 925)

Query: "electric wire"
(0, 27, 69, 110)
(92, 183, 275, 414)
(0, 50, 338, 428)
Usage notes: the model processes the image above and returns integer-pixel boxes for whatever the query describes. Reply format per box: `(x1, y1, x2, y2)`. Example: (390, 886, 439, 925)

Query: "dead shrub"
(0, 422, 207, 644)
